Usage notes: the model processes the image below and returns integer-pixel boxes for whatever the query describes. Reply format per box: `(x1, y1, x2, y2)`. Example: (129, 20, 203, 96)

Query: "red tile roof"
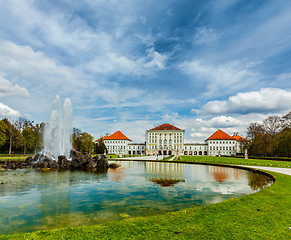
(206, 129, 235, 141)
(150, 123, 182, 131)
(232, 135, 247, 142)
(96, 131, 131, 141)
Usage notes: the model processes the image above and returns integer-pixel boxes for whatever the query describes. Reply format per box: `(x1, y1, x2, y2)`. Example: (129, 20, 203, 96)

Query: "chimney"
(105, 133, 109, 136)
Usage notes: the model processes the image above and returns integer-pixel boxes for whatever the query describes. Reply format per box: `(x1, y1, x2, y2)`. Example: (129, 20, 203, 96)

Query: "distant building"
(97, 131, 132, 155)
(184, 143, 208, 156)
(206, 130, 237, 156)
(97, 124, 247, 156)
(146, 123, 185, 156)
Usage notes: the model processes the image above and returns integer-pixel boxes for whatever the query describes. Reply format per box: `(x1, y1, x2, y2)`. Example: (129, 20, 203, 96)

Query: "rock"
(2, 150, 112, 171)
(58, 155, 71, 169)
(109, 163, 121, 169)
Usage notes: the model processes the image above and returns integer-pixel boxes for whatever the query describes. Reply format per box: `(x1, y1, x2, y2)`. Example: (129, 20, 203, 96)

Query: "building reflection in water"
(108, 167, 125, 183)
(209, 166, 241, 183)
(146, 161, 184, 175)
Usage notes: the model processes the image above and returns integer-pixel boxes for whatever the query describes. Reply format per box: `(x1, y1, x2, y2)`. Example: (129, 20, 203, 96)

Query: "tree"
(95, 138, 107, 154)
(246, 123, 264, 141)
(22, 126, 36, 154)
(80, 132, 94, 153)
(72, 128, 82, 151)
(2, 118, 17, 154)
(282, 111, 291, 129)
(33, 122, 45, 154)
(262, 116, 282, 156)
(0, 119, 7, 148)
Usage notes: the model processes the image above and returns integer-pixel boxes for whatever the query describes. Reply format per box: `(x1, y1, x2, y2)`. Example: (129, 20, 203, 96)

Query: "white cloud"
(0, 103, 20, 117)
(85, 47, 169, 75)
(179, 59, 260, 96)
(0, 40, 78, 85)
(0, 77, 30, 98)
(198, 88, 291, 115)
(194, 28, 217, 44)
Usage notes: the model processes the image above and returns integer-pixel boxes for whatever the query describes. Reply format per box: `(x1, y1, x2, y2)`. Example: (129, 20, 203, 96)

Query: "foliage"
(0, 120, 7, 147)
(0, 118, 45, 154)
(80, 132, 95, 153)
(246, 111, 291, 157)
(72, 128, 82, 151)
(94, 138, 107, 154)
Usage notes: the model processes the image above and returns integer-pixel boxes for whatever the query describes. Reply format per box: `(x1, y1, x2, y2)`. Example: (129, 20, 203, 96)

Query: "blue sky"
(1, 0, 291, 143)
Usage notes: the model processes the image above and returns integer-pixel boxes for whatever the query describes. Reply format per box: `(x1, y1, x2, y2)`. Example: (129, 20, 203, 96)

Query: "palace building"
(146, 123, 185, 156)
(97, 123, 247, 156)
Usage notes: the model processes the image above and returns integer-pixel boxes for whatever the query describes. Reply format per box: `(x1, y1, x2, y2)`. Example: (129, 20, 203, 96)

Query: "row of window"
(209, 141, 235, 145)
(128, 146, 145, 149)
(105, 140, 128, 144)
(185, 146, 206, 150)
(148, 132, 183, 136)
(210, 146, 235, 151)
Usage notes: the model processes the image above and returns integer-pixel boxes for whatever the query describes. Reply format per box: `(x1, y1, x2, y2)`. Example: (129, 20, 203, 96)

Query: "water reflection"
(209, 166, 241, 183)
(247, 172, 273, 190)
(149, 178, 185, 187)
(0, 162, 273, 235)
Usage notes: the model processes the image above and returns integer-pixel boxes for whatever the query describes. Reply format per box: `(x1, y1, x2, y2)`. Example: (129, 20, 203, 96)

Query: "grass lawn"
(1, 157, 291, 239)
(179, 155, 291, 168)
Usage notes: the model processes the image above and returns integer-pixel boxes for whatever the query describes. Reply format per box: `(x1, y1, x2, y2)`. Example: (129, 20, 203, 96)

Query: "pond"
(0, 161, 273, 235)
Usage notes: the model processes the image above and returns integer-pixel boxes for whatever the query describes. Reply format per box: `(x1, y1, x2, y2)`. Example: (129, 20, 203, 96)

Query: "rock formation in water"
(2, 149, 120, 171)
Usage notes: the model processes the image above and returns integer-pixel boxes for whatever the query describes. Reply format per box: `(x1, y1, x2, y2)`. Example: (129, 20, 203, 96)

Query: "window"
(210, 146, 212, 150)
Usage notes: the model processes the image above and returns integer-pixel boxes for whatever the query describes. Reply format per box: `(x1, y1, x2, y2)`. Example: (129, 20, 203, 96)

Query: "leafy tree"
(80, 132, 94, 153)
(33, 122, 45, 153)
(0, 119, 8, 148)
(95, 138, 107, 154)
(22, 126, 36, 154)
(72, 128, 82, 151)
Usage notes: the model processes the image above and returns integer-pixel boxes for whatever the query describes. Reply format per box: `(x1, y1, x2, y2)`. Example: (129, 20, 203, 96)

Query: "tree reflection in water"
(149, 178, 185, 187)
(247, 172, 273, 191)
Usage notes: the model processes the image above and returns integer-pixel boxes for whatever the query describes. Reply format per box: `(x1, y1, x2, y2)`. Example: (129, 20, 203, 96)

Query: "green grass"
(2, 156, 291, 239)
(179, 155, 291, 168)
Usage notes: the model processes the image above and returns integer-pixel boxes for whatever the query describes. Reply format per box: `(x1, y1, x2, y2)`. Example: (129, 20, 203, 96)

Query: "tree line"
(0, 118, 44, 154)
(246, 111, 291, 157)
(0, 118, 107, 155)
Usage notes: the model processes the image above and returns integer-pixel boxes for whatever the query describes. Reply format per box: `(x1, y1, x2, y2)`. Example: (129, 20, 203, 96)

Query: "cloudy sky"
(1, 0, 291, 143)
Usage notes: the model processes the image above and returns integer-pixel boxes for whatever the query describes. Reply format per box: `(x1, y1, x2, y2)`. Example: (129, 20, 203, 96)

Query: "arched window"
(164, 145, 167, 149)
(164, 139, 167, 144)
(159, 139, 162, 144)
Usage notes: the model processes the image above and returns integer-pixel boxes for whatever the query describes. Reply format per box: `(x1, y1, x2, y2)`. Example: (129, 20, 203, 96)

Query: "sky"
(1, 0, 291, 143)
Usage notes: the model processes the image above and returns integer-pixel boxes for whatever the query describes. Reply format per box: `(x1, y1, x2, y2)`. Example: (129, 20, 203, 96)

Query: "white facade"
(146, 125, 185, 156)
(206, 139, 237, 156)
(128, 143, 146, 155)
(184, 143, 208, 156)
(104, 139, 131, 155)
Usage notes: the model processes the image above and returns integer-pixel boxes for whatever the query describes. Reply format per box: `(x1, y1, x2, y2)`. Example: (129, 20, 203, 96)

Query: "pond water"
(0, 161, 273, 235)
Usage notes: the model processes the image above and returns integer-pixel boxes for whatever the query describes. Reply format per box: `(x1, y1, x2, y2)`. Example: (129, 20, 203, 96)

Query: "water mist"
(43, 95, 73, 160)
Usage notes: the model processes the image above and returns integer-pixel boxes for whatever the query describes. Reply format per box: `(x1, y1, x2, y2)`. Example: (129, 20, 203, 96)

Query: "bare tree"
(246, 122, 264, 141)
(282, 111, 291, 129)
(263, 116, 282, 138)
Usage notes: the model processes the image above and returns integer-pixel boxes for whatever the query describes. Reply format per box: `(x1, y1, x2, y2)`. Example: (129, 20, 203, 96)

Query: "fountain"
(43, 95, 73, 160)
(3, 95, 113, 170)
